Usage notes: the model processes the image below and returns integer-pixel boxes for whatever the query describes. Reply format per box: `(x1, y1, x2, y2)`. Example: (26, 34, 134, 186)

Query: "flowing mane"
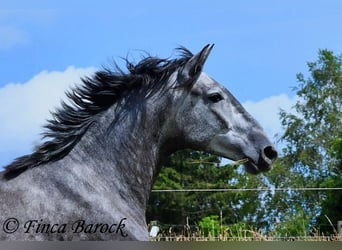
(3, 48, 194, 179)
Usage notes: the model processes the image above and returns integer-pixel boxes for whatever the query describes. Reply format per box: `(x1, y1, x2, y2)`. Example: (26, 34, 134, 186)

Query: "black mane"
(3, 47, 193, 179)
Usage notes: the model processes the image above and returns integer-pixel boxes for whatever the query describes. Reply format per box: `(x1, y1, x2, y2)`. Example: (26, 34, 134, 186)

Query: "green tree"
(147, 150, 271, 234)
(277, 49, 342, 234)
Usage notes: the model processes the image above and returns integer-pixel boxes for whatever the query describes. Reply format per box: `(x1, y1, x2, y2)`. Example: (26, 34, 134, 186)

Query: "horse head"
(168, 44, 278, 174)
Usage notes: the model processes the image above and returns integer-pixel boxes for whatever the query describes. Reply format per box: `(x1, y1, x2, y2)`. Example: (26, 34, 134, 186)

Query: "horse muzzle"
(244, 146, 278, 174)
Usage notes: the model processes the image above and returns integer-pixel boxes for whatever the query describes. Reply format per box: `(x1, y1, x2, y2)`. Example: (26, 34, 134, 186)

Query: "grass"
(150, 227, 342, 241)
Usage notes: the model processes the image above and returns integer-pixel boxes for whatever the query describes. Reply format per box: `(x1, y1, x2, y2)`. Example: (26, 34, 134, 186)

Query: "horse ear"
(178, 44, 214, 87)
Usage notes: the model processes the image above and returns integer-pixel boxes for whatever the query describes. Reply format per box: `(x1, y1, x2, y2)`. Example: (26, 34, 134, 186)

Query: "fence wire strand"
(152, 187, 342, 192)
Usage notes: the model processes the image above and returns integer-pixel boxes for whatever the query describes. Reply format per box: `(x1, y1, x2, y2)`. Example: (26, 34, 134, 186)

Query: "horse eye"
(208, 93, 224, 103)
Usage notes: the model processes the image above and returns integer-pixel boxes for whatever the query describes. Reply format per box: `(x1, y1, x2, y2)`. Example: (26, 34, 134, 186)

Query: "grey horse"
(0, 44, 277, 240)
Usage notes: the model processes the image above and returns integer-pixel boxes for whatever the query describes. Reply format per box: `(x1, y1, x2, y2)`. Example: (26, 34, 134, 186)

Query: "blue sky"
(1, 0, 342, 167)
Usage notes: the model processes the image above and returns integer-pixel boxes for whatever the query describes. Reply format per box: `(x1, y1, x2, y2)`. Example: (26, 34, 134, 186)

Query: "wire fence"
(152, 187, 342, 192)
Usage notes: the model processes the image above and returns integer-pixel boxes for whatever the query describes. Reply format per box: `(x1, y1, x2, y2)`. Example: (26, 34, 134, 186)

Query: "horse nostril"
(256, 146, 278, 172)
(263, 146, 278, 162)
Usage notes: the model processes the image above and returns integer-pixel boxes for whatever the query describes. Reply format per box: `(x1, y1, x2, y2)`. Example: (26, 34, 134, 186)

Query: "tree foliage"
(278, 49, 342, 234)
(146, 150, 269, 233)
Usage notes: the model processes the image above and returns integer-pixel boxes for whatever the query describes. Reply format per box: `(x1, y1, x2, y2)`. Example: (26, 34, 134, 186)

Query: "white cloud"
(0, 25, 29, 50)
(0, 66, 97, 167)
(242, 94, 297, 143)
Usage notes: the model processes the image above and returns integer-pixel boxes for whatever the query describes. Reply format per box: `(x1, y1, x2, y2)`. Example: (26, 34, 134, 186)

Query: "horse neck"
(58, 100, 166, 209)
